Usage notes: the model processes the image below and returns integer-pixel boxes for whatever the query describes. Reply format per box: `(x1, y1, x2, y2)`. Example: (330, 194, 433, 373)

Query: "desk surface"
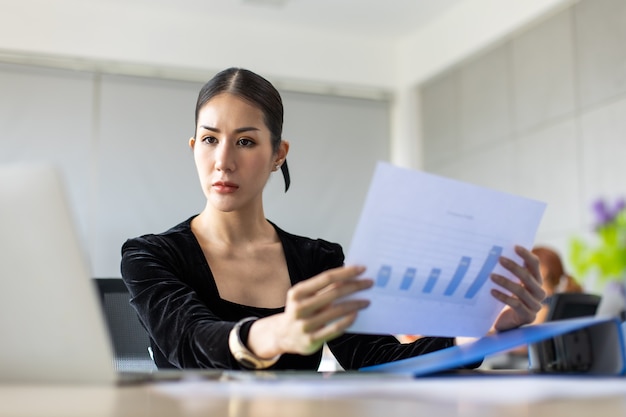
(1, 373, 625, 417)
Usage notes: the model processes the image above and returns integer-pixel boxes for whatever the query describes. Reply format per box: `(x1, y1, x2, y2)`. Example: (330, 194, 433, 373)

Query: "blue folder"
(360, 316, 626, 376)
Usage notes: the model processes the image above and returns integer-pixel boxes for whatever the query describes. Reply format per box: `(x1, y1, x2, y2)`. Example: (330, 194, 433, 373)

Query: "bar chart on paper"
(376, 246, 502, 302)
(373, 245, 503, 303)
(369, 217, 507, 306)
(345, 162, 546, 337)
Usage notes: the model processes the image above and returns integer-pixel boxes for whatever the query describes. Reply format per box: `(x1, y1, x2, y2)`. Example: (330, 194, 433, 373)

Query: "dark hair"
(194, 67, 283, 153)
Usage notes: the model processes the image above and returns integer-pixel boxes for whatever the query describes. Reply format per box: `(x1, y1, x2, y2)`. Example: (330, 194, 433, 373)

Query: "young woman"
(121, 67, 545, 371)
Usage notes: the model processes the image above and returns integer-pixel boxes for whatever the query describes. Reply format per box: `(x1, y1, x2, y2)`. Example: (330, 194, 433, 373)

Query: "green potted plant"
(569, 197, 626, 297)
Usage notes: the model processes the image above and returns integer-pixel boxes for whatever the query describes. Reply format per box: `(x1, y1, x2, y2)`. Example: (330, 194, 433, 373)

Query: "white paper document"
(346, 162, 546, 337)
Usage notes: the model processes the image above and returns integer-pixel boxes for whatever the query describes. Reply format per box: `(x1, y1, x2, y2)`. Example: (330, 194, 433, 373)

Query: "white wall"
(0, 0, 578, 170)
(418, 0, 626, 289)
(0, 1, 571, 91)
(395, 0, 575, 87)
(0, 0, 394, 91)
(392, 0, 575, 170)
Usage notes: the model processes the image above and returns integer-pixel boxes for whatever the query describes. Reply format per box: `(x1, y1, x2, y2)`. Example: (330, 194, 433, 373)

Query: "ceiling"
(98, 0, 467, 39)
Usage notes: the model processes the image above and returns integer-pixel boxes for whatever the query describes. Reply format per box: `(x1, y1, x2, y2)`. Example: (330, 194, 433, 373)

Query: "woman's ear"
(189, 137, 196, 150)
(277, 140, 291, 192)
(278, 139, 290, 162)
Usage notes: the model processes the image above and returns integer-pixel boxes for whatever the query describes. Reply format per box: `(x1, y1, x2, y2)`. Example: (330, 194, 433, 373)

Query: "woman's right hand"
(248, 265, 373, 358)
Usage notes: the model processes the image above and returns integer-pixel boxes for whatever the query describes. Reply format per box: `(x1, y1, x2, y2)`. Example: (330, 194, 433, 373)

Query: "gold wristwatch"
(228, 317, 281, 369)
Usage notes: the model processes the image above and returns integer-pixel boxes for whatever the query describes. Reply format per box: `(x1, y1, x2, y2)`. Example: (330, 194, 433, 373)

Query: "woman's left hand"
(490, 245, 546, 332)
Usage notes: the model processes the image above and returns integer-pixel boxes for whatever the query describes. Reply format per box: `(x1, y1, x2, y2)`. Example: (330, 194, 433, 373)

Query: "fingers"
(280, 265, 373, 354)
(293, 278, 373, 318)
(515, 245, 543, 288)
(491, 274, 542, 313)
(496, 247, 545, 300)
(500, 246, 544, 292)
(490, 246, 547, 329)
(287, 265, 372, 318)
(288, 265, 366, 300)
(301, 299, 370, 333)
(310, 311, 360, 343)
(490, 289, 536, 326)
(285, 301, 368, 354)
(491, 258, 544, 311)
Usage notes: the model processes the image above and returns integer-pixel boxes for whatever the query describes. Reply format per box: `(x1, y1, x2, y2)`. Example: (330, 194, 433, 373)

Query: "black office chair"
(544, 292, 601, 321)
(529, 292, 602, 373)
(93, 278, 157, 372)
(488, 292, 602, 371)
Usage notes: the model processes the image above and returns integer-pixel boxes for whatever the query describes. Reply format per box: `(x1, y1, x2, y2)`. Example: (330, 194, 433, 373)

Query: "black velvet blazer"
(120, 217, 455, 370)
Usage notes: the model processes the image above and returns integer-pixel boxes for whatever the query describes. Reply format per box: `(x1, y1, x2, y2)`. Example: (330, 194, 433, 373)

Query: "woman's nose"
(214, 142, 235, 172)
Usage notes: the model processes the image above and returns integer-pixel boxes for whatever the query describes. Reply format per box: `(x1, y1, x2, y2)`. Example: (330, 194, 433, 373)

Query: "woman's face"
(190, 93, 287, 213)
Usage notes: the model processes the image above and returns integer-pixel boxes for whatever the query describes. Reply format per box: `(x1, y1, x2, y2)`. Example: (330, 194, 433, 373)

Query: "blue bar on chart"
(376, 265, 392, 288)
(422, 268, 441, 294)
(443, 257, 472, 296)
(464, 245, 503, 299)
(399, 268, 416, 290)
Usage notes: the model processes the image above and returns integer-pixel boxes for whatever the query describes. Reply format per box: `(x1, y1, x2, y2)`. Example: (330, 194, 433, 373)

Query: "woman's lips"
(212, 181, 239, 193)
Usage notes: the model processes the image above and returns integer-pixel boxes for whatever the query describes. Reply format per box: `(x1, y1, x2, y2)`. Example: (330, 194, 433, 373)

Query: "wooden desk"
(1, 374, 625, 417)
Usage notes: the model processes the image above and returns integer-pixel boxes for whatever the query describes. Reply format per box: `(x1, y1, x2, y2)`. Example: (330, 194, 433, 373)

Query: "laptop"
(0, 163, 221, 384)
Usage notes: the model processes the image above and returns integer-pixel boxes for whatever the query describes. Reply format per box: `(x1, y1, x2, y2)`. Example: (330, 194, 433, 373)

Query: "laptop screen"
(0, 163, 117, 384)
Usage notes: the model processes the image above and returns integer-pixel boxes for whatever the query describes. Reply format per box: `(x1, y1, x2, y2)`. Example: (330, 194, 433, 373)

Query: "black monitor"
(545, 293, 601, 321)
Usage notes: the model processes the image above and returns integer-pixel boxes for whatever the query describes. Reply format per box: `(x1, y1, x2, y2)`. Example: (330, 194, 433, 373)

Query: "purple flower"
(592, 197, 626, 229)
(614, 198, 626, 215)
(592, 199, 612, 227)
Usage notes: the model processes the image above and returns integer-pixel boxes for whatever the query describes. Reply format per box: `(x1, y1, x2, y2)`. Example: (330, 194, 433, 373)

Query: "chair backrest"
(93, 278, 157, 372)
(545, 292, 601, 321)
(531, 293, 603, 373)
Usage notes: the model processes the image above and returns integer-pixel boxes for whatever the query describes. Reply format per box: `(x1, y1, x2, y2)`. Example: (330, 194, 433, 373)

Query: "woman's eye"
(202, 136, 217, 144)
(237, 138, 255, 147)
